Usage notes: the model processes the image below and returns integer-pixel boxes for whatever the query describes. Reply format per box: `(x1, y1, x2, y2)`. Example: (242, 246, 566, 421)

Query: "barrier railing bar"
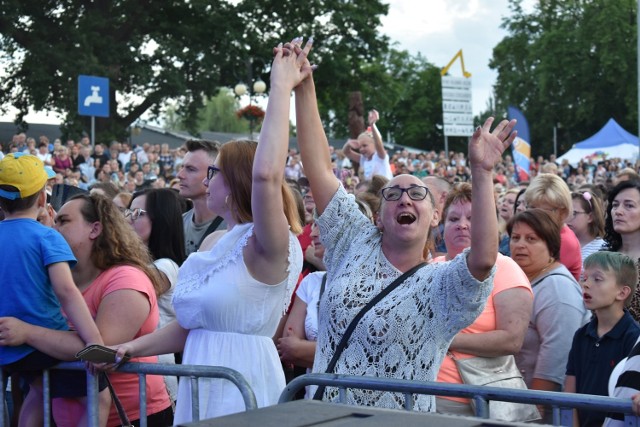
(191, 376, 199, 422)
(403, 392, 413, 411)
(139, 373, 148, 427)
(21, 362, 258, 426)
(87, 370, 100, 427)
(472, 395, 488, 419)
(43, 369, 51, 427)
(1, 370, 4, 426)
(280, 373, 639, 427)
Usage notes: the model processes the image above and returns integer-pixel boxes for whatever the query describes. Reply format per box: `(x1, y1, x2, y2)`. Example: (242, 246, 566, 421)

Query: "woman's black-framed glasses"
(207, 166, 221, 180)
(124, 208, 147, 221)
(381, 185, 429, 201)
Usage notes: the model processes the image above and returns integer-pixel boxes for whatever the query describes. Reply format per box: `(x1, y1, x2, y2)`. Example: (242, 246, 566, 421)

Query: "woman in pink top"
(433, 183, 533, 417)
(0, 193, 172, 426)
(52, 145, 73, 176)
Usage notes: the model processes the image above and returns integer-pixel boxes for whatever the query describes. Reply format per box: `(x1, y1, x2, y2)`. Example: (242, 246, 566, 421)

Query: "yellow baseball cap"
(0, 153, 55, 200)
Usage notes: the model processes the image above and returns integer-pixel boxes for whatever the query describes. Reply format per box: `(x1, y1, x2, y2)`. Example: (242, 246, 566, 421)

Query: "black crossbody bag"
(313, 262, 427, 400)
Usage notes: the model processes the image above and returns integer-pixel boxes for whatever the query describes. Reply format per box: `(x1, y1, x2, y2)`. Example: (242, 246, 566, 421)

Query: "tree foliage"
(489, 0, 638, 156)
(197, 88, 248, 134)
(0, 0, 389, 143)
(354, 49, 446, 150)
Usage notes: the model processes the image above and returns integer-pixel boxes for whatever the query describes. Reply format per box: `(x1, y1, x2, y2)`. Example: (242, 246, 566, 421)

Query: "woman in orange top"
(433, 183, 533, 416)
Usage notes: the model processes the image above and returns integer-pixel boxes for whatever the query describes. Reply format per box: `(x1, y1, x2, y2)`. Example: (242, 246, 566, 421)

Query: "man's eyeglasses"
(124, 208, 147, 221)
(381, 185, 429, 201)
(207, 166, 221, 180)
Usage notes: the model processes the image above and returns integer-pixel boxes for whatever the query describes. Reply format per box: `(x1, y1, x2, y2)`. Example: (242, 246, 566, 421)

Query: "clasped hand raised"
(270, 37, 315, 91)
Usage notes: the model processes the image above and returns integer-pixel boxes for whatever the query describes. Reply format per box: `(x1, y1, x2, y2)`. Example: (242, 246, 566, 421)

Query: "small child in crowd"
(0, 153, 103, 425)
(564, 251, 640, 427)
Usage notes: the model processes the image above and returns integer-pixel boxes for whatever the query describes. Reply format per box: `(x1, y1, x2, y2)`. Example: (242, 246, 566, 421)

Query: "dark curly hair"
(603, 179, 640, 251)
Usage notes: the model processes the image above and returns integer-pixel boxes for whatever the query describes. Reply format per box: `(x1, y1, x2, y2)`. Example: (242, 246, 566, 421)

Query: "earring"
(225, 195, 230, 208)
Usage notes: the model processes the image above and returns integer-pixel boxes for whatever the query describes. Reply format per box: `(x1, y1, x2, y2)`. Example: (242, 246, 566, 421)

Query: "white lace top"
(314, 185, 494, 411)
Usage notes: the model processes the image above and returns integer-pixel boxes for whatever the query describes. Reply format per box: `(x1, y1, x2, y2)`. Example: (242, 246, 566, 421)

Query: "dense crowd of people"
(2, 37, 640, 427)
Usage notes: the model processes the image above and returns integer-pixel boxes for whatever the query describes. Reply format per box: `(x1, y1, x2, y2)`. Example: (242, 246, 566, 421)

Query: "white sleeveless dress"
(172, 223, 302, 423)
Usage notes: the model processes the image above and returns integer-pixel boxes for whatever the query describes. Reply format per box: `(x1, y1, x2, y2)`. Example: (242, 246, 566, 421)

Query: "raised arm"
(247, 39, 314, 283)
(468, 117, 517, 280)
(369, 110, 387, 159)
(293, 46, 340, 215)
(342, 139, 362, 164)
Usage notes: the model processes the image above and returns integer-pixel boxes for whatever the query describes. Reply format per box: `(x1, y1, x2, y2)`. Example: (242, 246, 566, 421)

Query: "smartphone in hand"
(76, 344, 130, 364)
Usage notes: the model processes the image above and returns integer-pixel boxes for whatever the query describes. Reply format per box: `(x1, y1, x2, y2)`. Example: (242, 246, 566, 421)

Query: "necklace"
(529, 260, 556, 283)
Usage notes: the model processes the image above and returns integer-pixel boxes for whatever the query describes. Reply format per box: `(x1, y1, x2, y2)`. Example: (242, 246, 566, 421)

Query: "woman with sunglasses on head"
(285, 38, 516, 411)
(603, 180, 640, 321)
(523, 173, 583, 281)
(107, 43, 304, 424)
(567, 190, 605, 268)
(127, 188, 187, 403)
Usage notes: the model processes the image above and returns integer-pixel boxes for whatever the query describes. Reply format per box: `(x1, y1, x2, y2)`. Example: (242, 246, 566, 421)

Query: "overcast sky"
(381, 0, 527, 116)
(1, 0, 528, 125)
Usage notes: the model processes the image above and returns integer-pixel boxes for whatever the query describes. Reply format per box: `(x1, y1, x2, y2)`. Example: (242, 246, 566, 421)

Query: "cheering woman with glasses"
(283, 37, 516, 411)
(106, 40, 305, 423)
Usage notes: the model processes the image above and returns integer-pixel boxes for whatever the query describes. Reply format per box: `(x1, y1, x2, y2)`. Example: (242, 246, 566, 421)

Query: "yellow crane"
(441, 49, 472, 78)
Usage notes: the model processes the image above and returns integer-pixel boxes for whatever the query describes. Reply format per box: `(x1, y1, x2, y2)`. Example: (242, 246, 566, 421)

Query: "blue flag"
(507, 106, 531, 182)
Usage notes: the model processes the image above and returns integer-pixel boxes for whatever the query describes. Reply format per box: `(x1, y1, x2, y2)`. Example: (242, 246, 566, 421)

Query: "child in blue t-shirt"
(565, 251, 640, 427)
(0, 153, 103, 425)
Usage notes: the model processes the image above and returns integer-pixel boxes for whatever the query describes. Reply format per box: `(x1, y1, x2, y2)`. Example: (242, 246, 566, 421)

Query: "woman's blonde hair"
(524, 173, 572, 221)
(69, 193, 163, 294)
(218, 140, 302, 234)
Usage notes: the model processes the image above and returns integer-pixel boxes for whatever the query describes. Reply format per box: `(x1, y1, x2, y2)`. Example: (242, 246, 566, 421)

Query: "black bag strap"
(313, 262, 427, 400)
(530, 272, 570, 288)
(104, 374, 133, 427)
(316, 272, 328, 311)
(196, 215, 224, 249)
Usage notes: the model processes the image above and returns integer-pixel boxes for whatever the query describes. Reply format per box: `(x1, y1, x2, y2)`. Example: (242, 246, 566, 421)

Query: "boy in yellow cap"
(0, 153, 104, 425)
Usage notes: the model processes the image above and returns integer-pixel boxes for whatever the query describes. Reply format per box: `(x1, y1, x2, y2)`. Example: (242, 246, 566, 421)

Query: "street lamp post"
(234, 58, 267, 140)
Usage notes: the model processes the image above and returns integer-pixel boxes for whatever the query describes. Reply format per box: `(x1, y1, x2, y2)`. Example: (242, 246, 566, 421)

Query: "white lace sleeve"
(283, 231, 303, 313)
(429, 248, 495, 337)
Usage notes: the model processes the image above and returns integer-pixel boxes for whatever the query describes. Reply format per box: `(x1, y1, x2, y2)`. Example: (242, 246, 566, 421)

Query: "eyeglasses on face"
(526, 204, 558, 213)
(207, 166, 221, 180)
(380, 185, 429, 201)
(570, 210, 588, 219)
(124, 208, 147, 221)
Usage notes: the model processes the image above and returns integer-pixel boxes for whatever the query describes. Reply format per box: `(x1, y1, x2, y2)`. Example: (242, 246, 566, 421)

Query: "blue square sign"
(78, 75, 109, 117)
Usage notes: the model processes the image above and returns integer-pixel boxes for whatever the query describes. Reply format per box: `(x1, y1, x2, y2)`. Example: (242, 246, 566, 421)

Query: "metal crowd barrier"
(4, 366, 640, 427)
(279, 373, 640, 427)
(1, 362, 257, 427)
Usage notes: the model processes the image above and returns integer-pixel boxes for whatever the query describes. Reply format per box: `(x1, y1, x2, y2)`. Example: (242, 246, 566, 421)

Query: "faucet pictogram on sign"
(84, 86, 103, 107)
